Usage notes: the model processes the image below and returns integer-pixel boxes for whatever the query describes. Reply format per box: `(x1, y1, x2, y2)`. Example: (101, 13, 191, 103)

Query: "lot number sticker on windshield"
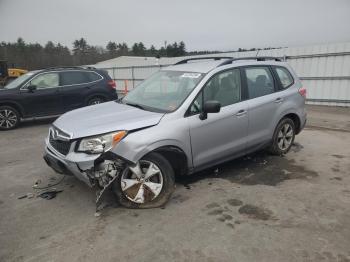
(181, 73, 201, 78)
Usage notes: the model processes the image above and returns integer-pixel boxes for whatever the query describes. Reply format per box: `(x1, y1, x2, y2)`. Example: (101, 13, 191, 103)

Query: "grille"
(49, 131, 71, 156)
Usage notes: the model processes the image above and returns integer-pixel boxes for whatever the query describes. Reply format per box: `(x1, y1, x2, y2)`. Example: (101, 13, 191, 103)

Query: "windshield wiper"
(125, 102, 145, 110)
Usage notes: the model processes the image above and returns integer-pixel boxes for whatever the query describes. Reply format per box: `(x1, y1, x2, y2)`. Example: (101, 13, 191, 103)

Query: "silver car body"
(44, 59, 306, 187)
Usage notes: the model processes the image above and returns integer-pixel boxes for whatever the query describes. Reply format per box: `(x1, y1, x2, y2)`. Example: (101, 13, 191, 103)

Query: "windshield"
(4, 72, 35, 89)
(122, 71, 204, 112)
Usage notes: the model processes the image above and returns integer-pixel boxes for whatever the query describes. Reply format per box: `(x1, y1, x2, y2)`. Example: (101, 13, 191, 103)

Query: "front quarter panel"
(110, 116, 193, 168)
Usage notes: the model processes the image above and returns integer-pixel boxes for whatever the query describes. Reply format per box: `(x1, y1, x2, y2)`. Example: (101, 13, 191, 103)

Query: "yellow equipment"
(8, 68, 28, 78)
(0, 61, 28, 86)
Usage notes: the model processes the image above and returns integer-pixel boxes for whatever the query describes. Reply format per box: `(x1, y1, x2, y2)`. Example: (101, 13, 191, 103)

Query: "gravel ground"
(0, 105, 349, 262)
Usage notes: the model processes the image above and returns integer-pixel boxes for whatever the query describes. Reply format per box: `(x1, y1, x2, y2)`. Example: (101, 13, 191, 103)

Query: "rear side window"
(60, 71, 101, 86)
(275, 67, 294, 89)
(245, 67, 274, 99)
(86, 72, 103, 82)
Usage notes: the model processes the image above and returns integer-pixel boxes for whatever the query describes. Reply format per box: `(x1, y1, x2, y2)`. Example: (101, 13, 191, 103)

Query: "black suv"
(0, 66, 118, 130)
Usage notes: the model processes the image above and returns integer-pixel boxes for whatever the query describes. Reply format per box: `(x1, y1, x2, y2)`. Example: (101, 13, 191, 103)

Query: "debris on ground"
(17, 193, 35, 200)
(32, 176, 65, 190)
(27, 193, 34, 199)
(33, 179, 41, 188)
(18, 194, 28, 200)
(38, 190, 63, 200)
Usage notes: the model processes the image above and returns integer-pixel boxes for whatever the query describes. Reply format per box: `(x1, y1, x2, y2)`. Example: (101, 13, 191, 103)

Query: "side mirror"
(199, 100, 221, 120)
(27, 85, 37, 92)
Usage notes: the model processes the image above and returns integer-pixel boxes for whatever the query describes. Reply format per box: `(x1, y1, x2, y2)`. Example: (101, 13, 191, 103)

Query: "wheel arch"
(151, 146, 189, 176)
(85, 93, 108, 105)
(282, 113, 301, 134)
(111, 138, 193, 175)
(0, 101, 24, 117)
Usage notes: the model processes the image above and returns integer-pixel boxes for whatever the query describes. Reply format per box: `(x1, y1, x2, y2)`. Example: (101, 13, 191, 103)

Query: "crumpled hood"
(53, 101, 164, 139)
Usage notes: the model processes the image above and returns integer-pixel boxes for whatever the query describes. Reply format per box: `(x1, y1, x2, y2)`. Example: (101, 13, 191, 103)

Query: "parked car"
(43, 57, 307, 209)
(0, 66, 118, 130)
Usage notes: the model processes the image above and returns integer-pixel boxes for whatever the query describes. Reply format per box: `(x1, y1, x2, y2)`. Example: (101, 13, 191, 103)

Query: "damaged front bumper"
(44, 134, 128, 208)
(44, 139, 98, 187)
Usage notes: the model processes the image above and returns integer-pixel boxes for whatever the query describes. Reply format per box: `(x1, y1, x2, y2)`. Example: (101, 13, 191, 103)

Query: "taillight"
(107, 80, 116, 90)
(298, 87, 306, 98)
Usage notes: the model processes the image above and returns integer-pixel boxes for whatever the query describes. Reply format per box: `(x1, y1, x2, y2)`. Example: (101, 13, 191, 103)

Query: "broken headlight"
(77, 131, 127, 154)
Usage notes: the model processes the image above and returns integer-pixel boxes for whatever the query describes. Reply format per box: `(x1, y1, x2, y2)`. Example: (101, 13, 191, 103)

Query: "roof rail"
(218, 56, 283, 67)
(42, 66, 96, 71)
(175, 56, 233, 65)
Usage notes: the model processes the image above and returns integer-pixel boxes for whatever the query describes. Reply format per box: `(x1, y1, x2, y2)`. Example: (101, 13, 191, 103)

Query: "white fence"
(99, 42, 350, 107)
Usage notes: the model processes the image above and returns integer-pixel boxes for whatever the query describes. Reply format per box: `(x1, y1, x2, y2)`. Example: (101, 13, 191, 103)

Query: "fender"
(0, 99, 25, 117)
(110, 119, 193, 168)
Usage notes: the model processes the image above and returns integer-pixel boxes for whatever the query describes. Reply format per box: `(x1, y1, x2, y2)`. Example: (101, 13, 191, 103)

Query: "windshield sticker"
(181, 73, 201, 78)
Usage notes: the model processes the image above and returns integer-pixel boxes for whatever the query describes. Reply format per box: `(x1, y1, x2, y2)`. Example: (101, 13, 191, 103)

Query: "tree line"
(0, 37, 278, 70)
(0, 38, 189, 70)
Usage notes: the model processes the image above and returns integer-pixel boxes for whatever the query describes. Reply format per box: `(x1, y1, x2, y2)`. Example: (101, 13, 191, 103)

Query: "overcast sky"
(1, 0, 349, 51)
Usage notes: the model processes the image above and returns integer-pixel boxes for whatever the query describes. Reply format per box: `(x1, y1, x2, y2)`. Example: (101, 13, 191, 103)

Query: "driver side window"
(189, 68, 241, 114)
(27, 73, 59, 89)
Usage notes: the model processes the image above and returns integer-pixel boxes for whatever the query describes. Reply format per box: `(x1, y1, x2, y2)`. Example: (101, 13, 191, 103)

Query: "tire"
(113, 152, 175, 209)
(87, 97, 105, 106)
(0, 106, 20, 130)
(268, 118, 295, 155)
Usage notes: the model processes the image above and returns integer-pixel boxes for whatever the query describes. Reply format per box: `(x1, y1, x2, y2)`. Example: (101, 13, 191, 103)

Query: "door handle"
(274, 97, 284, 103)
(236, 109, 247, 116)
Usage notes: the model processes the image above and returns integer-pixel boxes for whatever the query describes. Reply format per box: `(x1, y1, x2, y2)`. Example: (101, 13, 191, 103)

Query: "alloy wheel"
(88, 98, 103, 105)
(277, 123, 294, 151)
(0, 109, 18, 129)
(121, 160, 163, 204)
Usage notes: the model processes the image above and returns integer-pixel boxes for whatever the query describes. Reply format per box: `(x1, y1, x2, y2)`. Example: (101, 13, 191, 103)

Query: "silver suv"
(44, 57, 307, 208)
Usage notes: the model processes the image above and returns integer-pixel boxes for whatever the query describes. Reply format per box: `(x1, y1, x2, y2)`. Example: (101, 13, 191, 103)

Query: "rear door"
(243, 66, 282, 149)
(188, 68, 249, 169)
(60, 70, 103, 111)
(20, 72, 63, 116)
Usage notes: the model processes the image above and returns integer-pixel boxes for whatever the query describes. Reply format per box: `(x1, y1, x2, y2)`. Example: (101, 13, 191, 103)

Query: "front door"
(188, 68, 249, 170)
(20, 72, 63, 117)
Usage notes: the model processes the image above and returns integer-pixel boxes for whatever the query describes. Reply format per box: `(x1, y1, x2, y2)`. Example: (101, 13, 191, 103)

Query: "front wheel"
(113, 152, 175, 209)
(0, 106, 20, 130)
(268, 118, 295, 155)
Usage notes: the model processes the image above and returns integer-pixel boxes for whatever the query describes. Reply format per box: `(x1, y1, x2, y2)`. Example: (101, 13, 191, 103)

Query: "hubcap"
(90, 99, 102, 105)
(121, 160, 163, 204)
(277, 123, 293, 151)
(0, 109, 17, 129)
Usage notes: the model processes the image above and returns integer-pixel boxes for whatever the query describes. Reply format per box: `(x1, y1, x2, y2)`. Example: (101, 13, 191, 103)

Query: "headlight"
(77, 130, 127, 154)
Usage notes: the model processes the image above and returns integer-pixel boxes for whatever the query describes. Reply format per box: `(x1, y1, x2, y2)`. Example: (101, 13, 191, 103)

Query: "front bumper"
(44, 137, 100, 187)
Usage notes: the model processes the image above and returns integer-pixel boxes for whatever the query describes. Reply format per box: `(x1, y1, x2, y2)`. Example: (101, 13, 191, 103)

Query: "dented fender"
(110, 118, 193, 168)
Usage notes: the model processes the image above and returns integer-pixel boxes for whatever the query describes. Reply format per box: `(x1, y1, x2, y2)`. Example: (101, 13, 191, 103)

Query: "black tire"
(0, 106, 20, 130)
(113, 152, 175, 209)
(268, 118, 295, 155)
(87, 97, 105, 106)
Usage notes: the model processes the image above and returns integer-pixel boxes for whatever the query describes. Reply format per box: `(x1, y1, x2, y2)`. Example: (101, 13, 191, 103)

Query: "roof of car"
(33, 66, 98, 73)
(164, 58, 287, 74)
(165, 60, 227, 73)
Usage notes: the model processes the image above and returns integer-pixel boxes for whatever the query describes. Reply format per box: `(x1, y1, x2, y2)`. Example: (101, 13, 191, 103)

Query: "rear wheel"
(0, 106, 20, 130)
(113, 152, 175, 209)
(268, 118, 295, 155)
(87, 97, 105, 106)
